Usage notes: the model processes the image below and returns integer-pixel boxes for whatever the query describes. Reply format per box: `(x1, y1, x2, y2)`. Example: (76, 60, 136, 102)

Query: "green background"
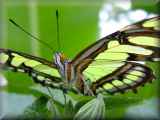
(0, 0, 159, 119)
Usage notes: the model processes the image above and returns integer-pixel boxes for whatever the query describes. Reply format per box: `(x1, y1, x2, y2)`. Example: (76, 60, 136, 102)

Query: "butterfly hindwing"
(0, 48, 63, 88)
(90, 62, 154, 94)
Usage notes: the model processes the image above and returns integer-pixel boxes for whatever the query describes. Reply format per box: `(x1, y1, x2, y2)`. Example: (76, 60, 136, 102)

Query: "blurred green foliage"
(132, 0, 159, 13)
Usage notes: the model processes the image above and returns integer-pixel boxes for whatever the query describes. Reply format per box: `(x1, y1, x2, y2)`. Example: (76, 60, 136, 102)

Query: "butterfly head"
(54, 52, 69, 76)
(54, 52, 67, 65)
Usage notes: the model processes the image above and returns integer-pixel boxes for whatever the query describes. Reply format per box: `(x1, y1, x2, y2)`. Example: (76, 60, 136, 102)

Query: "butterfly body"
(0, 16, 160, 96)
(54, 52, 93, 95)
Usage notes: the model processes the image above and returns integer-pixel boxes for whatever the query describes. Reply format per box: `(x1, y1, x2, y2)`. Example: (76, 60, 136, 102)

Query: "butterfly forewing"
(72, 16, 160, 70)
(0, 48, 63, 88)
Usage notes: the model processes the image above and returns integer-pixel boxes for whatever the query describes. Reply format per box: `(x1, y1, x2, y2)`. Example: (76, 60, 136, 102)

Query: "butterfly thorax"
(54, 52, 88, 94)
(54, 52, 77, 84)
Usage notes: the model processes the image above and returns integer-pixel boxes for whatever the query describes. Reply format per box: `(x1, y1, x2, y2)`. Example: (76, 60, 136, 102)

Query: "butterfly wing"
(0, 48, 63, 88)
(88, 61, 154, 94)
(72, 16, 160, 94)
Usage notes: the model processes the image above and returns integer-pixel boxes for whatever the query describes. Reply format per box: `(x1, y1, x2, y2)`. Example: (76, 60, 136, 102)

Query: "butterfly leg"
(80, 75, 94, 96)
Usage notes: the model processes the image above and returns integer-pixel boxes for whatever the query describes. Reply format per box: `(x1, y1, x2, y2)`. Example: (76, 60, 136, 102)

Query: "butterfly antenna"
(9, 19, 55, 53)
(56, 9, 61, 51)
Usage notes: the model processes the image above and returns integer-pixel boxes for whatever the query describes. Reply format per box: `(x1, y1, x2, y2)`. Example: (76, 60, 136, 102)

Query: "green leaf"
(63, 99, 75, 119)
(47, 99, 62, 119)
(47, 95, 76, 119)
(21, 96, 52, 119)
(74, 94, 105, 120)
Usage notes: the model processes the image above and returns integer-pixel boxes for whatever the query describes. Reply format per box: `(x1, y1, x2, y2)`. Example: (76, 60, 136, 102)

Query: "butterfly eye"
(60, 54, 67, 61)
